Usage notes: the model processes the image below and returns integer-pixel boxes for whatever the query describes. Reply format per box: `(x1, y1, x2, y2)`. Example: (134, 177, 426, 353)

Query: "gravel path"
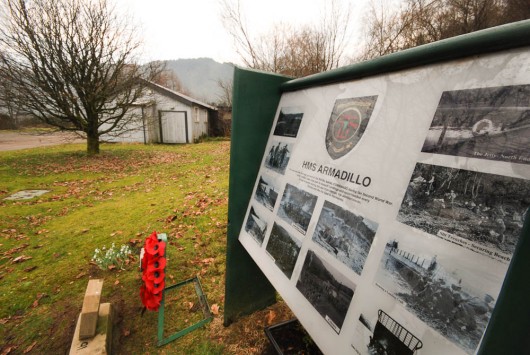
(0, 131, 85, 151)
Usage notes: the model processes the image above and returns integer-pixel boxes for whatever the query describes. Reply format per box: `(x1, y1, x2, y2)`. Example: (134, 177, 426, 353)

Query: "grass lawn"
(0, 140, 292, 354)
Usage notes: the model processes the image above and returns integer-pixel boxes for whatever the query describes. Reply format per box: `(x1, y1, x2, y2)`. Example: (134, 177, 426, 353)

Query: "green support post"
(478, 211, 530, 355)
(224, 67, 291, 326)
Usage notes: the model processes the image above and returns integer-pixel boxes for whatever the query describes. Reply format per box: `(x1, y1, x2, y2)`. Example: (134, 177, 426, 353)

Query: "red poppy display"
(140, 231, 166, 311)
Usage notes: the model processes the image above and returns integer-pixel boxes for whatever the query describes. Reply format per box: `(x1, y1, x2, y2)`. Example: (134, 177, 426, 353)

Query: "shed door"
(159, 111, 188, 143)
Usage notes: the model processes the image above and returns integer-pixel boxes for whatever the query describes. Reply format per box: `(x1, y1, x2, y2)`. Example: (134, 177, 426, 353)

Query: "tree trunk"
(87, 134, 100, 155)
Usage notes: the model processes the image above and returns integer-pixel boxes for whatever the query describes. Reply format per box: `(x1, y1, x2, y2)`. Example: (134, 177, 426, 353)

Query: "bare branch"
(0, 0, 161, 154)
(359, 0, 525, 60)
(220, 0, 352, 77)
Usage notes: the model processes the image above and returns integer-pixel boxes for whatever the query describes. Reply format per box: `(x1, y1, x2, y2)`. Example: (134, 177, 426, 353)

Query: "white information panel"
(238, 47, 530, 355)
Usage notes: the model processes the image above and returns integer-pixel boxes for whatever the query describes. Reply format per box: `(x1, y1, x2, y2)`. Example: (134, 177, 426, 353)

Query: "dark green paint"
(478, 212, 530, 355)
(224, 67, 290, 326)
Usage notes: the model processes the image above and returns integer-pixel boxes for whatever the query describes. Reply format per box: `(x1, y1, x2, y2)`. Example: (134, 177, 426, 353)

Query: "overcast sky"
(117, 0, 373, 65)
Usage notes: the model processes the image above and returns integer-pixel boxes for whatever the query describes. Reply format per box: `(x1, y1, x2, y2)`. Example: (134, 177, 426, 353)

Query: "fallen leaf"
(3, 243, 29, 256)
(165, 215, 177, 223)
(24, 266, 37, 272)
(187, 302, 194, 310)
(32, 293, 48, 308)
(108, 265, 116, 270)
(23, 341, 37, 354)
(211, 304, 219, 315)
(114, 280, 120, 285)
(2, 345, 17, 354)
(265, 310, 276, 326)
(12, 255, 32, 263)
(122, 329, 130, 337)
(75, 272, 87, 279)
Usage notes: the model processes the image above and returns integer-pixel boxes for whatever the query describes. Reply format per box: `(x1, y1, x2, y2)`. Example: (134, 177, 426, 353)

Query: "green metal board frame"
(224, 67, 291, 326)
(278, 20, 530, 355)
(157, 276, 212, 347)
(225, 20, 530, 353)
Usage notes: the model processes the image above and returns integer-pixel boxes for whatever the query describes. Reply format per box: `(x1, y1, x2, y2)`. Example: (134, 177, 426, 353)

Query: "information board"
(238, 46, 530, 354)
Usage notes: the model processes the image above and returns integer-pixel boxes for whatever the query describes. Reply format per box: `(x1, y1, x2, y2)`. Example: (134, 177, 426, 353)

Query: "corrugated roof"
(145, 81, 217, 111)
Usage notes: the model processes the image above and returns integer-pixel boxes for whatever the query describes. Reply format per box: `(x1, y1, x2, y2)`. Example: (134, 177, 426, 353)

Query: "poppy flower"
(146, 256, 166, 272)
(140, 285, 162, 311)
(146, 269, 165, 284)
(144, 277, 164, 294)
(145, 238, 166, 256)
(140, 231, 167, 311)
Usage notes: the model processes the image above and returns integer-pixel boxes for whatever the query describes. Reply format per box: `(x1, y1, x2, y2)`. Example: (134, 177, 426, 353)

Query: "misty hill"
(163, 58, 234, 104)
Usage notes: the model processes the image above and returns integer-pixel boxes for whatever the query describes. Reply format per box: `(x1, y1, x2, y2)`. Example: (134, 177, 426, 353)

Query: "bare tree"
(0, 75, 25, 128)
(0, 0, 160, 155)
(221, 0, 351, 77)
(360, 0, 528, 60)
(216, 78, 233, 107)
(151, 67, 190, 95)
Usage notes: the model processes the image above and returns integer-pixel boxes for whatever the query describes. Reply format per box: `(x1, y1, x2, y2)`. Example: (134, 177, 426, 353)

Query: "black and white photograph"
(313, 200, 378, 275)
(296, 250, 355, 334)
(278, 183, 318, 235)
(358, 310, 423, 355)
(422, 84, 530, 164)
(273, 107, 304, 138)
(244, 206, 268, 246)
(254, 174, 280, 211)
(399, 163, 530, 255)
(375, 232, 506, 354)
(264, 140, 293, 174)
(265, 222, 302, 279)
(325, 96, 378, 160)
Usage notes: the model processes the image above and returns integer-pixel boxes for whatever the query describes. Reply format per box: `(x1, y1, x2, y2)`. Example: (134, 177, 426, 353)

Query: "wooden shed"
(102, 81, 216, 144)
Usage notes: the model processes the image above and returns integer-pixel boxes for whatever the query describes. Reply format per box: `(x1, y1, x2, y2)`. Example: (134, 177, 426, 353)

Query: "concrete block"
(79, 279, 103, 340)
(70, 303, 113, 355)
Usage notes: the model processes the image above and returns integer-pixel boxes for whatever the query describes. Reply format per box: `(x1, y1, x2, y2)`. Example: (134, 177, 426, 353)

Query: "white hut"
(102, 81, 216, 144)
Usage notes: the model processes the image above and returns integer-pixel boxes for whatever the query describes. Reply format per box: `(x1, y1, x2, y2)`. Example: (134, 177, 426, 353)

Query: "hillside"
(163, 58, 234, 104)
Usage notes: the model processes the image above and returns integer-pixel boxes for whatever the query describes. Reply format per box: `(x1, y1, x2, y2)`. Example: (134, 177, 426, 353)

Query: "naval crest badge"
(325, 96, 378, 159)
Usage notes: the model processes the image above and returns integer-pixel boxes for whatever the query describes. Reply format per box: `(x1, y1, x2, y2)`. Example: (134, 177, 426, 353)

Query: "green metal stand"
(157, 276, 212, 347)
(224, 67, 291, 326)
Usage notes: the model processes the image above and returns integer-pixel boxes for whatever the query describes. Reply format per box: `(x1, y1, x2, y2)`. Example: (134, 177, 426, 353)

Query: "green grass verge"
(0, 142, 230, 354)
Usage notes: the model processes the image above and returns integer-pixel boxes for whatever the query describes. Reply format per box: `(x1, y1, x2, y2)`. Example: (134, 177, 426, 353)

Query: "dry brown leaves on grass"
(13, 151, 186, 176)
(208, 301, 294, 354)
